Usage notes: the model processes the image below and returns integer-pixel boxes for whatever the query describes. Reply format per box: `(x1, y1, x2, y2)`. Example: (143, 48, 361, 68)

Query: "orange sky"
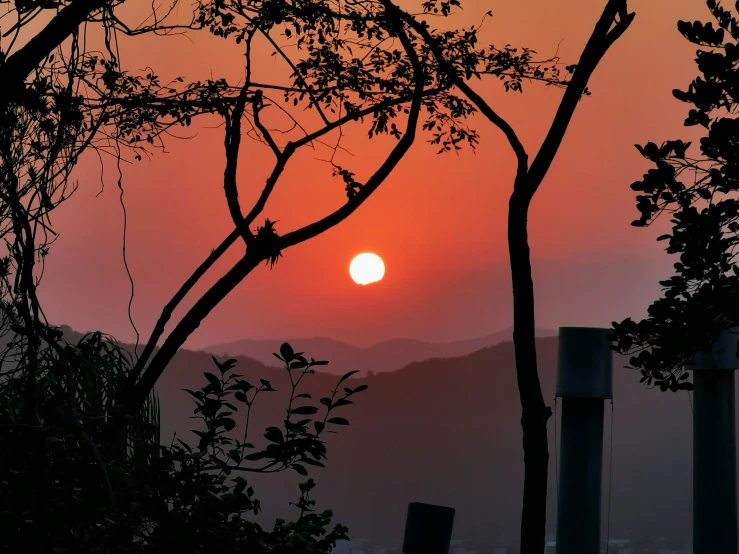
(37, 0, 711, 349)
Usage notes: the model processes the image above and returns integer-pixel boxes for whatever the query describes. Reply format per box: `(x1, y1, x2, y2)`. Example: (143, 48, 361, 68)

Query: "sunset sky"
(38, 0, 710, 349)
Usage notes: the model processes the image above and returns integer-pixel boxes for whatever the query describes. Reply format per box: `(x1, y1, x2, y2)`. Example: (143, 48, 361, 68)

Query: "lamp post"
(690, 328, 738, 554)
(555, 327, 613, 554)
(402, 502, 455, 554)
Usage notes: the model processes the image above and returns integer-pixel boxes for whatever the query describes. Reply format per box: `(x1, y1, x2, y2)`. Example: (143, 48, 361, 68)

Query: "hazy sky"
(38, 0, 710, 348)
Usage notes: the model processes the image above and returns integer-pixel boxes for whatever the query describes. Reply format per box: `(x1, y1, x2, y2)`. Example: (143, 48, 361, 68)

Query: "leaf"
(222, 418, 236, 431)
(338, 370, 359, 384)
(353, 384, 368, 393)
(264, 427, 284, 443)
(280, 343, 295, 362)
(204, 372, 221, 388)
(293, 463, 308, 476)
(291, 405, 319, 415)
(327, 417, 349, 425)
(295, 393, 312, 399)
(183, 388, 203, 400)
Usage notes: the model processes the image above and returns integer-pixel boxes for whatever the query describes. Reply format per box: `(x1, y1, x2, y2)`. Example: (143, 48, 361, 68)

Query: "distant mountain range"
(202, 327, 558, 375)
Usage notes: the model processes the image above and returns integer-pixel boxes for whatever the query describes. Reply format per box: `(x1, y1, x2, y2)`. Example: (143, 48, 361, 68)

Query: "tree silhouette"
(385, 1, 634, 552)
(610, 0, 739, 390)
(93, 2, 568, 421)
(0, 0, 499, 420)
(0, 3, 570, 548)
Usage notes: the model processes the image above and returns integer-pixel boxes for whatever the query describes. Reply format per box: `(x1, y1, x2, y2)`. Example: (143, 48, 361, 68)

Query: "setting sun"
(349, 253, 385, 285)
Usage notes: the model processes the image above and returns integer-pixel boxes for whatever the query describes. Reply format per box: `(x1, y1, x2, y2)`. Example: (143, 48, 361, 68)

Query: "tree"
(385, 1, 634, 552)
(0, 0, 555, 421)
(84, 1, 567, 422)
(0, 0, 569, 550)
(610, 0, 739, 390)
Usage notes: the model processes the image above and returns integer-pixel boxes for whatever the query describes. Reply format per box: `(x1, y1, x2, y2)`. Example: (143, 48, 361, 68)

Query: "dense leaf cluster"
(0, 334, 361, 553)
(610, 0, 739, 391)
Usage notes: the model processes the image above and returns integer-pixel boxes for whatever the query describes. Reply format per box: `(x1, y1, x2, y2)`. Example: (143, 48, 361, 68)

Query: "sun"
(349, 253, 385, 285)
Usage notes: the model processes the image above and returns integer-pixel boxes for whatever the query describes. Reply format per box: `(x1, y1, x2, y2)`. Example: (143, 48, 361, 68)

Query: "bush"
(0, 333, 364, 553)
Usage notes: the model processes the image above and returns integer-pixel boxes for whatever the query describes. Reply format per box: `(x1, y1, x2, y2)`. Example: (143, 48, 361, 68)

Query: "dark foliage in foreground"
(611, 0, 739, 392)
(0, 334, 364, 553)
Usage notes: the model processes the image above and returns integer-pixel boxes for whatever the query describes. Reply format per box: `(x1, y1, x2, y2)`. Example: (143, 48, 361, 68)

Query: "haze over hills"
(202, 326, 558, 375)
(145, 336, 701, 548)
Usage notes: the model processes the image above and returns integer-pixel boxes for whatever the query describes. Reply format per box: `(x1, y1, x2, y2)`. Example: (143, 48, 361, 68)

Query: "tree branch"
(121, 31, 428, 417)
(126, 228, 241, 388)
(223, 87, 252, 246)
(125, 91, 426, 391)
(1, 0, 106, 101)
(124, 253, 261, 415)
(526, 0, 634, 191)
(280, 9, 426, 251)
(393, 5, 529, 176)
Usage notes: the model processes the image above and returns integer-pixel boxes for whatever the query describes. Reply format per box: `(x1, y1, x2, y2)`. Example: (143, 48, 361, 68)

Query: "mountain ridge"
(202, 326, 558, 374)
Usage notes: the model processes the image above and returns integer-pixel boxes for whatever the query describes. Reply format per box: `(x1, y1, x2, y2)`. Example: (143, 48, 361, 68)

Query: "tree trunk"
(508, 190, 552, 554)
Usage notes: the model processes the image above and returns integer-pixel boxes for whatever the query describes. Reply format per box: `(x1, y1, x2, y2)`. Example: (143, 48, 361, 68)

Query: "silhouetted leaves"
(0, 339, 365, 552)
(612, 1, 739, 390)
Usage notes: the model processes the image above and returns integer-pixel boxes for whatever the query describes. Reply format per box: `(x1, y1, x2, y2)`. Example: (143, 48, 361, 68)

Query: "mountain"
(201, 327, 559, 375)
(153, 336, 700, 549)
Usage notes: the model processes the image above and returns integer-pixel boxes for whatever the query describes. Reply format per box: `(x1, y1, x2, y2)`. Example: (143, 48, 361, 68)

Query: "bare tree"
(385, 1, 635, 552)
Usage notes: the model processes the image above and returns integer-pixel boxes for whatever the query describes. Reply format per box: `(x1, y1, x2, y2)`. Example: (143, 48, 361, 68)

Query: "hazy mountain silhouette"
(201, 327, 558, 375)
(138, 335, 702, 548)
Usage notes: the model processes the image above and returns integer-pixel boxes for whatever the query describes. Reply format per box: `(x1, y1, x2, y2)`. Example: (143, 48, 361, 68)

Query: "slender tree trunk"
(508, 189, 552, 554)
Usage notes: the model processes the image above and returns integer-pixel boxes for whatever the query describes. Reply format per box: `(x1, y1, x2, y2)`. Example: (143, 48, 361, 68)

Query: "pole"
(691, 328, 739, 554)
(402, 502, 455, 554)
(555, 327, 613, 554)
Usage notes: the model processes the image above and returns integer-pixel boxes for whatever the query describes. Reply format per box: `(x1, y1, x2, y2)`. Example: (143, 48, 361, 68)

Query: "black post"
(693, 369, 738, 554)
(555, 397, 605, 554)
(554, 327, 613, 554)
(402, 502, 455, 554)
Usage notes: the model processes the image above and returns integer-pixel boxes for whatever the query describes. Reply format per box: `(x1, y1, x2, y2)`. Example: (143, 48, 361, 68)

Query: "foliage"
(610, 0, 739, 392)
(0, 335, 362, 553)
(0, 330, 161, 552)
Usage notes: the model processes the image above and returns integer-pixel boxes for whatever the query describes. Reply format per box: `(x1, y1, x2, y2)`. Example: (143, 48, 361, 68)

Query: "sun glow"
(349, 253, 385, 285)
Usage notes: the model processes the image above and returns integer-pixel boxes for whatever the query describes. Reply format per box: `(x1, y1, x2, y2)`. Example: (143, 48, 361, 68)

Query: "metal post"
(691, 329, 739, 554)
(402, 502, 455, 554)
(555, 327, 613, 554)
